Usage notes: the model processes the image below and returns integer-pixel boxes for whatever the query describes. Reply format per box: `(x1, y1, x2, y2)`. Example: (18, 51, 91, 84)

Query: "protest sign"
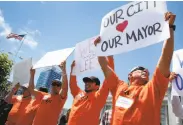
(13, 58, 32, 85)
(171, 49, 183, 96)
(96, 1, 170, 56)
(33, 47, 75, 69)
(74, 36, 100, 75)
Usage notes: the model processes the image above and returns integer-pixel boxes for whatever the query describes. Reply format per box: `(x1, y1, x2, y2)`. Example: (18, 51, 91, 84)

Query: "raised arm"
(29, 68, 35, 92)
(59, 61, 68, 99)
(157, 12, 176, 77)
(4, 83, 20, 104)
(70, 61, 81, 97)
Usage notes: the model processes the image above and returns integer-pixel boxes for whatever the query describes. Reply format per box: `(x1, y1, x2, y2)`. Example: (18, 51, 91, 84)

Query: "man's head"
(51, 79, 62, 95)
(128, 66, 149, 85)
(83, 76, 100, 93)
(21, 83, 31, 97)
(39, 87, 48, 93)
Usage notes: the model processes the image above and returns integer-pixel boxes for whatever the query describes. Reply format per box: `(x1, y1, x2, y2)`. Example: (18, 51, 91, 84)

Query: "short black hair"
(39, 87, 48, 93)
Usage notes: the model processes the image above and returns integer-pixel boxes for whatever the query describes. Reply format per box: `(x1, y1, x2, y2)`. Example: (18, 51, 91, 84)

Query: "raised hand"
(165, 12, 176, 25)
(94, 36, 101, 46)
(59, 61, 66, 73)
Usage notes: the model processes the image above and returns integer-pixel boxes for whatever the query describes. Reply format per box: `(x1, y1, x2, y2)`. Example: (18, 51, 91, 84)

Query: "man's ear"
(128, 73, 132, 80)
(96, 85, 100, 90)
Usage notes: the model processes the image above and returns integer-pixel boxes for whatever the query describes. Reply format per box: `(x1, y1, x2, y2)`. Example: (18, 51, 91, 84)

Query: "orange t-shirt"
(6, 95, 31, 125)
(106, 67, 169, 125)
(6, 92, 46, 125)
(32, 92, 67, 125)
(68, 57, 114, 125)
(16, 91, 46, 125)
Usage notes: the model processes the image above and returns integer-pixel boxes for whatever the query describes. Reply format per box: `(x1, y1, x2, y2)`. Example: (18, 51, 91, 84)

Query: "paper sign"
(96, 1, 170, 56)
(74, 36, 100, 75)
(171, 49, 183, 96)
(33, 47, 75, 69)
(13, 58, 32, 85)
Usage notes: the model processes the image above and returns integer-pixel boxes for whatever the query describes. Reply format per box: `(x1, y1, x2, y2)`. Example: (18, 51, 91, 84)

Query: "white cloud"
(0, 9, 40, 49)
(19, 28, 40, 49)
(0, 9, 12, 37)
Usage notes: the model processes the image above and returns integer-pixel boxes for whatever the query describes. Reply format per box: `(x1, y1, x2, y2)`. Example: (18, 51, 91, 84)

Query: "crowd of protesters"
(0, 11, 182, 125)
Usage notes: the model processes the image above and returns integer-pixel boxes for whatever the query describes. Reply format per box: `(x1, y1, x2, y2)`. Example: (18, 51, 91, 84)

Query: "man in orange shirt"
(29, 61, 68, 125)
(68, 56, 114, 125)
(4, 83, 33, 125)
(95, 12, 176, 125)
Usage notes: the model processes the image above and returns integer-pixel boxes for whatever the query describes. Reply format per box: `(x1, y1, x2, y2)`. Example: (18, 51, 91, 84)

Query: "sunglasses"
(51, 82, 61, 87)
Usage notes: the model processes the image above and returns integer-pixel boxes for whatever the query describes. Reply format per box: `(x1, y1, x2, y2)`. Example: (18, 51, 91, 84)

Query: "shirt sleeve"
(106, 70, 125, 96)
(95, 80, 110, 108)
(172, 96, 183, 119)
(107, 56, 114, 71)
(11, 95, 18, 104)
(70, 75, 81, 97)
(147, 67, 169, 101)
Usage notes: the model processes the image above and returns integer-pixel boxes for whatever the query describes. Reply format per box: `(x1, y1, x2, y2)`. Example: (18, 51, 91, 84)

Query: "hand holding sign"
(70, 61, 76, 75)
(169, 72, 177, 82)
(94, 36, 101, 46)
(59, 61, 66, 73)
(165, 12, 176, 25)
(30, 67, 35, 77)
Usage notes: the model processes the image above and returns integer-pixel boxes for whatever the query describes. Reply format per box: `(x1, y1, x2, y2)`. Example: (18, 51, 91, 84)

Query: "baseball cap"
(21, 83, 29, 88)
(83, 76, 100, 86)
(130, 66, 147, 73)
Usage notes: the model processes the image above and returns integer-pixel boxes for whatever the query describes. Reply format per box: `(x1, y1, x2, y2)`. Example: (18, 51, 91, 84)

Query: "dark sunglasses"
(51, 82, 61, 87)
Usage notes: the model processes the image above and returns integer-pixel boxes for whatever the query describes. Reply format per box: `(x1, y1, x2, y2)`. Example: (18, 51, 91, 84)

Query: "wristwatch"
(169, 24, 176, 31)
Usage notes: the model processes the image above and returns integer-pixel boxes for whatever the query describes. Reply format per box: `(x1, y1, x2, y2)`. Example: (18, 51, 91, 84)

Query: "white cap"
(21, 83, 29, 88)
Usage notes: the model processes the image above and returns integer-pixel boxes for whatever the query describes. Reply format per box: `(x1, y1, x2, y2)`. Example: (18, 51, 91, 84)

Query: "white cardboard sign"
(33, 47, 75, 69)
(171, 49, 183, 96)
(74, 36, 100, 75)
(96, 1, 170, 56)
(13, 58, 32, 85)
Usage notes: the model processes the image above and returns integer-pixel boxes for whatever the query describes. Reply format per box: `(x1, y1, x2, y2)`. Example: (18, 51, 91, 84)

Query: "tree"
(0, 53, 13, 98)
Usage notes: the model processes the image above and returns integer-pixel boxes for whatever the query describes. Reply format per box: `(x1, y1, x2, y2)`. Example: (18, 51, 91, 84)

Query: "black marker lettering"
(154, 1, 156, 8)
(115, 9, 124, 23)
(153, 22, 162, 35)
(126, 31, 137, 44)
(137, 29, 144, 40)
(101, 41, 108, 52)
(104, 18, 109, 27)
(127, 4, 135, 17)
(148, 26, 153, 35)
(135, 2, 143, 14)
(142, 25, 148, 37)
(109, 39, 115, 48)
(145, 1, 148, 9)
(114, 35, 122, 47)
(110, 14, 116, 25)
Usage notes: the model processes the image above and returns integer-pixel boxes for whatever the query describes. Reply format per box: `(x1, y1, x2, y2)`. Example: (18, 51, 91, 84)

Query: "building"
(100, 92, 179, 125)
(36, 66, 61, 92)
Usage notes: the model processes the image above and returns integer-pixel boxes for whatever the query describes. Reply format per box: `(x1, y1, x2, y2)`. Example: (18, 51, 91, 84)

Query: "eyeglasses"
(51, 82, 61, 87)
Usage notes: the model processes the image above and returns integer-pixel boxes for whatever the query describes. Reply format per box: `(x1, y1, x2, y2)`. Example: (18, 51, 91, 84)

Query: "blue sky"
(0, 1, 183, 108)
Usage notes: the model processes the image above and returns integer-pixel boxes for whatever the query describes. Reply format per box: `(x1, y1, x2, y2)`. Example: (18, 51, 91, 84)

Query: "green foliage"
(0, 53, 13, 97)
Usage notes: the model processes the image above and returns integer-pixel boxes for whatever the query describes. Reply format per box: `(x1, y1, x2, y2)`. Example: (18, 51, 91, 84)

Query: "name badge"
(43, 95, 50, 100)
(116, 96, 133, 109)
